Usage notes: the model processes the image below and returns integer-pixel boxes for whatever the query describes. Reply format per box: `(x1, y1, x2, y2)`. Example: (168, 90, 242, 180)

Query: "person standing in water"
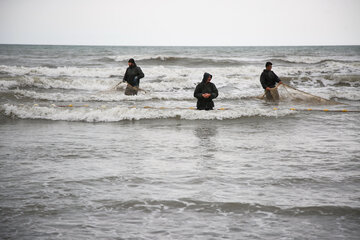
(260, 62, 282, 101)
(194, 72, 218, 110)
(123, 58, 144, 95)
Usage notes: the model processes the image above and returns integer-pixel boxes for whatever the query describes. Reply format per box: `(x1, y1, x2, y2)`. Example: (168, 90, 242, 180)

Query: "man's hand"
(202, 93, 211, 98)
(278, 81, 282, 85)
(266, 87, 271, 91)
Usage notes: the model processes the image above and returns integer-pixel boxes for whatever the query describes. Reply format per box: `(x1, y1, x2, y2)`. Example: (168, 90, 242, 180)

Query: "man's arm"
(194, 84, 203, 99)
(123, 69, 128, 82)
(260, 72, 267, 89)
(210, 84, 218, 99)
(137, 67, 145, 79)
(273, 71, 281, 84)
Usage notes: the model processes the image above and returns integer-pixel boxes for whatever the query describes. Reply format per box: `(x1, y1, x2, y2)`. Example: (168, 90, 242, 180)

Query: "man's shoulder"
(206, 82, 217, 89)
(196, 82, 205, 88)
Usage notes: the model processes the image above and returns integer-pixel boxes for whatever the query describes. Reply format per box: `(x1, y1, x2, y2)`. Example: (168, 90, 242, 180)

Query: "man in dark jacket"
(194, 72, 218, 110)
(123, 58, 144, 95)
(260, 62, 282, 101)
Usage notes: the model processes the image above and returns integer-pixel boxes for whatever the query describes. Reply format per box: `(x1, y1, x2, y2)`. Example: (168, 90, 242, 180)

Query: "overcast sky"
(0, 0, 359, 46)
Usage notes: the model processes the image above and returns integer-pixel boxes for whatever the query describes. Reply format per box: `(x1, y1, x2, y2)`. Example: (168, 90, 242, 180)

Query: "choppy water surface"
(0, 45, 359, 239)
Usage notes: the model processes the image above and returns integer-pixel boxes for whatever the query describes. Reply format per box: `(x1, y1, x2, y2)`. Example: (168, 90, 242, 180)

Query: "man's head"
(202, 72, 212, 83)
(128, 58, 136, 67)
(265, 62, 272, 71)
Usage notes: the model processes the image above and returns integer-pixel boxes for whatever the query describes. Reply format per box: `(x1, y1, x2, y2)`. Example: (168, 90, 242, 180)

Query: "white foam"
(0, 80, 18, 90)
(284, 55, 360, 64)
(1, 63, 359, 92)
(0, 65, 119, 78)
(319, 88, 360, 101)
(1, 62, 359, 103)
(9, 87, 263, 102)
(0, 64, 264, 92)
(1, 104, 292, 122)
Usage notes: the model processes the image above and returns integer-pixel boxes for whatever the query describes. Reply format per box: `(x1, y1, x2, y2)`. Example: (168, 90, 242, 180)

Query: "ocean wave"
(138, 56, 245, 66)
(40, 63, 58, 68)
(0, 80, 18, 90)
(1, 65, 359, 102)
(2, 62, 359, 84)
(0, 65, 263, 91)
(93, 54, 360, 67)
(327, 89, 360, 101)
(281, 75, 360, 88)
(4, 88, 264, 102)
(0, 65, 118, 78)
(0, 104, 292, 122)
(94, 56, 120, 63)
(269, 57, 360, 65)
(323, 75, 360, 87)
(4, 83, 358, 103)
(0, 75, 117, 91)
(94, 55, 254, 67)
(93, 198, 360, 216)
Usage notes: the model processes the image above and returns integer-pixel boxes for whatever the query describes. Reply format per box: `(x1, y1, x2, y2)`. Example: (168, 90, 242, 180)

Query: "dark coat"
(260, 70, 280, 89)
(123, 64, 144, 87)
(194, 73, 218, 110)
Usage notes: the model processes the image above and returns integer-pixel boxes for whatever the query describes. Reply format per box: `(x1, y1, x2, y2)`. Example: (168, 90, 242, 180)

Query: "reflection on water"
(194, 125, 218, 160)
(194, 126, 218, 140)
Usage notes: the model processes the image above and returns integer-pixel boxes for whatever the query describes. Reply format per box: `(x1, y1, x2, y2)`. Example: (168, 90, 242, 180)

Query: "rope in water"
(28, 104, 360, 113)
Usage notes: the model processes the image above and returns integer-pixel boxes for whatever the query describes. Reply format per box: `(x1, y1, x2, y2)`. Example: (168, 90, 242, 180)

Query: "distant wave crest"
(93, 55, 360, 66)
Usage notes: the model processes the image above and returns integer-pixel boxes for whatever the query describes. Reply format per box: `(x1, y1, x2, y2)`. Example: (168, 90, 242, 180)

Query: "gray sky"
(0, 0, 359, 46)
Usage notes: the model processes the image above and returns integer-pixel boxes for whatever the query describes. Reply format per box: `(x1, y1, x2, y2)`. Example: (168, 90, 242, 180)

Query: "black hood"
(128, 58, 137, 68)
(202, 72, 212, 83)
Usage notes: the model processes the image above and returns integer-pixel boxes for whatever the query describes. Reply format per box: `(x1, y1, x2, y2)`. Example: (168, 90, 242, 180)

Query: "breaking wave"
(93, 54, 360, 67)
(0, 104, 293, 122)
(91, 198, 360, 217)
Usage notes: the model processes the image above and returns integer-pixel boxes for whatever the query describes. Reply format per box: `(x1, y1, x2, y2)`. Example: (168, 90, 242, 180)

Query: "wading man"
(194, 72, 218, 110)
(260, 62, 282, 101)
(123, 58, 144, 95)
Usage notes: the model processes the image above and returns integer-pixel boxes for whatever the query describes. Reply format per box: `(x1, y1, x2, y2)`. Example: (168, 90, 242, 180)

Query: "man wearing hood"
(194, 72, 218, 110)
(123, 58, 144, 95)
(260, 62, 282, 101)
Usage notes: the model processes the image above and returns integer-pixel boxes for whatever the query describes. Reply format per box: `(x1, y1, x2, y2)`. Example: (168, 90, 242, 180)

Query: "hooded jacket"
(194, 72, 218, 110)
(123, 60, 145, 87)
(260, 70, 280, 89)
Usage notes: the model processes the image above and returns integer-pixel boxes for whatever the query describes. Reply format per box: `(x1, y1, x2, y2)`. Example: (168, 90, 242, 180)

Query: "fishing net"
(258, 84, 340, 105)
(124, 84, 139, 95)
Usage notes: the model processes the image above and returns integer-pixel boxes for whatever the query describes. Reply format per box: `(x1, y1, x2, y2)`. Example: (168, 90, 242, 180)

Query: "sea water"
(0, 45, 359, 239)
